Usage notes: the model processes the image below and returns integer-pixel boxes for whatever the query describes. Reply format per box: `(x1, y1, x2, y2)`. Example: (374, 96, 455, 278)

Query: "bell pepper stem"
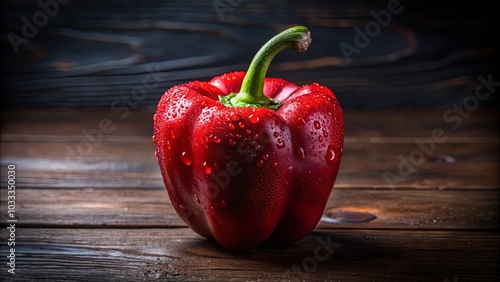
(219, 26, 311, 110)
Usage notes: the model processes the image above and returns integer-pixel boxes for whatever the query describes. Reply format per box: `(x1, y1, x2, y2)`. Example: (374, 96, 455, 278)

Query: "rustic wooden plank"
(1, 187, 497, 230)
(0, 162, 495, 191)
(1, 162, 498, 189)
(1, 138, 497, 189)
(1, 109, 498, 191)
(0, 109, 156, 138)
(0, 228, 498, 281)
(0, 156, 496, 191)
(2, 109, 498, 139)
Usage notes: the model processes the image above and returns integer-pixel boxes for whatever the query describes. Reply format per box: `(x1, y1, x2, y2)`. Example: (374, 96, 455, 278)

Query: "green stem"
(219, 26, 311, 110)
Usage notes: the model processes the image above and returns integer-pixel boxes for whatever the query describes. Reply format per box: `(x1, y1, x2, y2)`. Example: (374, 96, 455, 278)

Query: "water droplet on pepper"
(230, 113, 239, 121)
(277, 139, 285, 149)
(203, 162, 212, 174)
(314, 120, 321, 129)
(325, 145, 336, 165)
(296, 147, 306, 160)
(181, 152, 192, 165)
(249, 115, 260, 124)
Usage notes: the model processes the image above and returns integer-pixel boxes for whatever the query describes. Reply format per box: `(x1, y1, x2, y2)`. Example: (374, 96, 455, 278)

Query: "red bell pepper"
(153, 26, 343, 251)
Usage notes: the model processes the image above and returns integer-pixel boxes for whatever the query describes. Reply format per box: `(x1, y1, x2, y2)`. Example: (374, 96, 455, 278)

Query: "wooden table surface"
(0, 108, 498, 281)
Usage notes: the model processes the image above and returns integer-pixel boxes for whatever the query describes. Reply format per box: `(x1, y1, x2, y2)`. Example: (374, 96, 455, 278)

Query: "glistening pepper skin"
(153, 26, 343, 251)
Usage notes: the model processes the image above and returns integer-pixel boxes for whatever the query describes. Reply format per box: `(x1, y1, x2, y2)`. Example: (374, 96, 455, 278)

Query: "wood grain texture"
(2, 109, 498, 190)
(1, 140, 498, 189)
(2, 109, 499, 139)
(1, 0, 498, 109)
(0, 108, 498, 280)
(0, 187, 497, 230)
(0, 228, 498, 281)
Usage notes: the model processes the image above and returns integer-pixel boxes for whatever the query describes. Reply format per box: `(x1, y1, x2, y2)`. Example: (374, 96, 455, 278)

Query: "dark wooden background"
(1, 0, 498, 109)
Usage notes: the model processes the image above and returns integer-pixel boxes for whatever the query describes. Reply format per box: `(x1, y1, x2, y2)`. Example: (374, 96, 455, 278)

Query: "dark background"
(1, 0, 499, 109)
